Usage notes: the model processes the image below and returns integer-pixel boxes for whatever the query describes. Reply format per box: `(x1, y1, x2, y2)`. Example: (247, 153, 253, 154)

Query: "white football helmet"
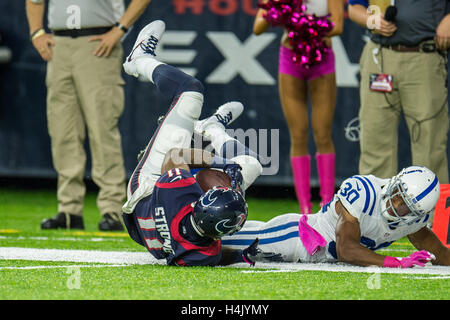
(380, 166, 440, 226)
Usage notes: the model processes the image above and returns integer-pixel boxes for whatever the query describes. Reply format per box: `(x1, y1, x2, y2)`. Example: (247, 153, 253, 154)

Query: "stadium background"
(0, 0, 449, 190)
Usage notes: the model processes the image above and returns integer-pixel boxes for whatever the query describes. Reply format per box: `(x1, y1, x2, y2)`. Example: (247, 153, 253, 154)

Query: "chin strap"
(189, 214, 205, 237)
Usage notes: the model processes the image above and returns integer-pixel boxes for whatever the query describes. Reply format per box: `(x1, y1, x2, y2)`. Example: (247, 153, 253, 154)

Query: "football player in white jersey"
(222, 166, 450, 268)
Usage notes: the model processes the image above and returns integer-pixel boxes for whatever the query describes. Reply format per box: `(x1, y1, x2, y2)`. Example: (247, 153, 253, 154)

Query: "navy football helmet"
(192, 186, 248, 239)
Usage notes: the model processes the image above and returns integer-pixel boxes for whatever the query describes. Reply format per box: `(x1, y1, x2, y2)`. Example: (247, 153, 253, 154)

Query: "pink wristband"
(383, 256, 402, 268)
(242, 254, 255, 266)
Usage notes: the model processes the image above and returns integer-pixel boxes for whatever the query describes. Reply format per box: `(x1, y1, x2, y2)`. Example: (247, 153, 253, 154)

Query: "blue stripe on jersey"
(362, 176, 376, 216)
(414, 176, 438, 202)
(354, 176, 371, 214)
(234, 221, 298, 235)
(260, 231, 299, 244)
(221, 239, 254, 246)
(221, 231, 299, 246)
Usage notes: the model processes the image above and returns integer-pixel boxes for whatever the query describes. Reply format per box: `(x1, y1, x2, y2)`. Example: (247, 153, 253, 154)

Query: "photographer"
(348, 1, 450, 189)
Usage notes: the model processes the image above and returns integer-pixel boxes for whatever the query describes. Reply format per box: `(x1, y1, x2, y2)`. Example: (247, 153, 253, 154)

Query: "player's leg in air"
(121, 20, 204, 215)
(120, 20, 264, 249)
(194, 105, 263, 193)
(121, 20, 247, 213)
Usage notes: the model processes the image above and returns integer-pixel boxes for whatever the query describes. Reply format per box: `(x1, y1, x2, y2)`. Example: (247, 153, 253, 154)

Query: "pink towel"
(298, 214, 327, 255)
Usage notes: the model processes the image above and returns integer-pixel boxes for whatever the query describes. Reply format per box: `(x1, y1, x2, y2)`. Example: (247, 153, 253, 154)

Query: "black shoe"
(98, 213, 124, 231)
(41, 212, 85, 230)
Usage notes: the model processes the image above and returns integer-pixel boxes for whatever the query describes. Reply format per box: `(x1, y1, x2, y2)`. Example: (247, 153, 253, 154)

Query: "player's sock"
(218, 139, 262, 191)
(207, 126, 235, 155)
(151, 64, 204, 101)
(291, 155, 312, 214)
(218, 139, 259, 162)
(135, 58, 165, 83)
(315, 152, 336, 208)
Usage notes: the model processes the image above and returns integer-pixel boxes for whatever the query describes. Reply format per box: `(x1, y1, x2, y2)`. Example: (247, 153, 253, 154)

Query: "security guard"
(349, 0, 450, 186)
(26, 0, 152, 230)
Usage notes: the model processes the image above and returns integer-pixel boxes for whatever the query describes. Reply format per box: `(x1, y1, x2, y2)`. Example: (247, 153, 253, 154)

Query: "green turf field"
(0, 187, 449, 301)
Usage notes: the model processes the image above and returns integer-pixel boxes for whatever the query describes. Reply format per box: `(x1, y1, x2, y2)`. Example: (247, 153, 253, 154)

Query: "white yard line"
(0, 246, 161, 265)
(239, 262, 450, 275)
(0, 235, 124, 242)
(0, 264, 127, 270)
(1, 247, 450, 275)
(402, 275, 450, 280)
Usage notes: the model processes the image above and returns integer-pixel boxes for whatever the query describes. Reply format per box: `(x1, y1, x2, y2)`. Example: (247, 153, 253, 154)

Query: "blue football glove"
(224, 163, 243, 190)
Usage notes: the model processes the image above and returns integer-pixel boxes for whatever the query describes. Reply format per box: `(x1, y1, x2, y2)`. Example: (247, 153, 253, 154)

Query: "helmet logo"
(200, 187, 230, 207)
(215, 213, 246, 235)
(200, 190, 221, 207)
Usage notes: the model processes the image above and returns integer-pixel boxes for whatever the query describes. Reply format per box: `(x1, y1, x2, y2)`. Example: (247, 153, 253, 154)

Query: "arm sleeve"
(174, 250, 222, 267)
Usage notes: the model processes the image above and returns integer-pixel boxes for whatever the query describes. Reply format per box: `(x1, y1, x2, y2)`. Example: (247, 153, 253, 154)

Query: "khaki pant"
(359, 40, 449, 183)
(46, 36, 126, 216)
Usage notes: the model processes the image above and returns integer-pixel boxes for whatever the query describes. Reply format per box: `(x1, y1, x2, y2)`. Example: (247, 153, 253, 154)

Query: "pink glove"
(383, 250, 435, 268)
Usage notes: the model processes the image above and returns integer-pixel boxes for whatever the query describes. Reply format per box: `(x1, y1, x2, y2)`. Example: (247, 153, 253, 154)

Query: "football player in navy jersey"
(120, 20, 281, 266)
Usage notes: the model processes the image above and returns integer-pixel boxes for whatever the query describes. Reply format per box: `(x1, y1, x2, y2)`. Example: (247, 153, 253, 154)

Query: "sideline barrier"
(432, 184, 450, 248)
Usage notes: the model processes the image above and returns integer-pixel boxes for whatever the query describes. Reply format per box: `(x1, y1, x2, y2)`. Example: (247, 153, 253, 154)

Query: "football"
(195, 168, 232, 192)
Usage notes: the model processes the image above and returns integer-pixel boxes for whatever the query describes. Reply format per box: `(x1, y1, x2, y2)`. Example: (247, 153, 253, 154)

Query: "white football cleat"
(123, 20, 166, 77)
(194, 101, 244, 140)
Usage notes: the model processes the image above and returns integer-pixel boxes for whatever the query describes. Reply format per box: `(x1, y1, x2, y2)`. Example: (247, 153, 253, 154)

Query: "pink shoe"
(315, 153, 336, 207)
(291, 155, 312, 214)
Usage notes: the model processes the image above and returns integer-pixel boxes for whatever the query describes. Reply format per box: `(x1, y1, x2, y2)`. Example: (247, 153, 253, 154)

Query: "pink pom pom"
(258, 0, 334, 68)
(259, 0, 294, 27)
(288, 12, 334, 68)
